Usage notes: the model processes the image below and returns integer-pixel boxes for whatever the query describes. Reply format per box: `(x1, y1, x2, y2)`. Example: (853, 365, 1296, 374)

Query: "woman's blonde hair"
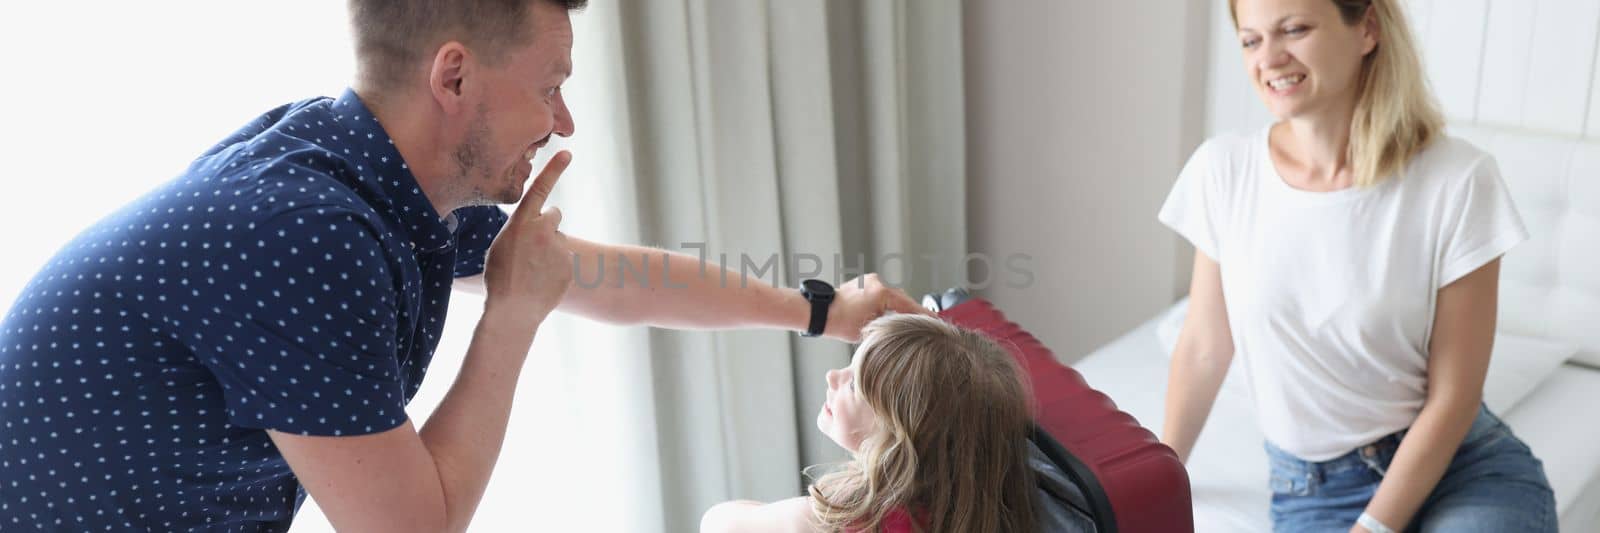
(1230, 0, 1445, 186)
(807, 314, 1037, 533)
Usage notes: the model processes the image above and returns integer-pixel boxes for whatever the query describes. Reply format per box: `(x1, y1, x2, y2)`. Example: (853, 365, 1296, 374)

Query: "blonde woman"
(700, 314, 1041, 533)
(1160, 0, 1557, 531)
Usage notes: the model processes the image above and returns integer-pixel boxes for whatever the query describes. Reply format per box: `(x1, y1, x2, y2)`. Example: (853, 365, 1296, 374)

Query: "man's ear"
(429, 42, 472, 115)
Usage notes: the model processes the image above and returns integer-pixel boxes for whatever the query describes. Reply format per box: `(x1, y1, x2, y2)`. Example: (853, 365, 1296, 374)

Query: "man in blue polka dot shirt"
(0, 1, 927, 531)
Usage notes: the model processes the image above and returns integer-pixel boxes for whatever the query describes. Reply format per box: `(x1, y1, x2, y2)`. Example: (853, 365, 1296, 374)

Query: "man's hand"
(823, 273, 931, 342)
(271, 152, 580, 533)
(484, 151, 575, 325)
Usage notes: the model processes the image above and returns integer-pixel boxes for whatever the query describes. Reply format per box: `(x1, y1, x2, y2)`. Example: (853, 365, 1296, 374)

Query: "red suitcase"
(929, 291, 1194, 533)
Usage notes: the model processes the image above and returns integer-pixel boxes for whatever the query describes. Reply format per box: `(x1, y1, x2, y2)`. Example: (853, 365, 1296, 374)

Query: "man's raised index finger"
(518, 150, 572, 215)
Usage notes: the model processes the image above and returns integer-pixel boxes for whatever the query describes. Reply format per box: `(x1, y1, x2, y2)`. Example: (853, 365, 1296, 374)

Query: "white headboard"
(1203, 0, 1600, 364)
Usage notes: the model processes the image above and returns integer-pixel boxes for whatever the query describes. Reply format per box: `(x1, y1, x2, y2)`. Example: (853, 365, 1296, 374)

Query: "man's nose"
(552, 91, 575, 138)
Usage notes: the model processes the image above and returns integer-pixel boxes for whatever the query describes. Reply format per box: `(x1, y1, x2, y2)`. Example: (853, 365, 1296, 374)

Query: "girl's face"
(818, 344, 879, 453)
(1235, 0, 1375, 120)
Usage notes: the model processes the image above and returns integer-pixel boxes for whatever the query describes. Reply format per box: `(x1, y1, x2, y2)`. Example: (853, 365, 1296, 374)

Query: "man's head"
(349, 0, 584, 208)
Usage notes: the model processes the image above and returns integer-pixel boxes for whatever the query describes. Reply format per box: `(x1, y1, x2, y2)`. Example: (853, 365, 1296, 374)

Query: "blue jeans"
(1265, 405, 1556, 533)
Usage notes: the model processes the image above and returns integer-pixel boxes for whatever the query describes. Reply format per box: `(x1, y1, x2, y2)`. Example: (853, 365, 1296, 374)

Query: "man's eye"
(1285, 26, 1307, 36)
(1241, 37, 1260, 49)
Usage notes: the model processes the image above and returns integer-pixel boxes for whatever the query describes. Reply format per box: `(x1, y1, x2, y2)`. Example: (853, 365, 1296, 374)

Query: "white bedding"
(1072, 305, 1600, 532)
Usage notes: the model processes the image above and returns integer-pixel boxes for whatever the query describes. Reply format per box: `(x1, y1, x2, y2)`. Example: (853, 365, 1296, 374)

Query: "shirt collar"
(330, 88, 456, 254)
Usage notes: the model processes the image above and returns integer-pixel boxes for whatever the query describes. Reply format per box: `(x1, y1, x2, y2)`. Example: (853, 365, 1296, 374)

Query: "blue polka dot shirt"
(0, 89, 508, 531)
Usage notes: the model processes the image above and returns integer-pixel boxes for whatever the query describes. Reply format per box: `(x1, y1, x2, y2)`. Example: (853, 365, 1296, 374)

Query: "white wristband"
(1357, 513, 1396, 533)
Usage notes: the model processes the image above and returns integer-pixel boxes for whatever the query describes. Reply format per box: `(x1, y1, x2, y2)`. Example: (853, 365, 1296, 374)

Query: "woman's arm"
(700, 497, 814, 533)
(1354, 259, 1502, 533)
(1161, 251, 1236, 463)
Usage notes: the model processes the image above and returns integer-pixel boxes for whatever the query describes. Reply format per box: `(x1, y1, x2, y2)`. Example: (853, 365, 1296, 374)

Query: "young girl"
(1162, 1, 1556, 531)
(700, 314, 1039, 533)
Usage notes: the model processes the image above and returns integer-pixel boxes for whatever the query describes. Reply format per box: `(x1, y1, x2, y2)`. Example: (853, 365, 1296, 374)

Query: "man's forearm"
(414, 309, 540, 532)
(562, 238, 809, 332)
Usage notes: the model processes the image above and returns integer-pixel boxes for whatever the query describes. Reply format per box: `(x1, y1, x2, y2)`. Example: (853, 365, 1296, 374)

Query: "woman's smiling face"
(1234, 0, 1377, 120)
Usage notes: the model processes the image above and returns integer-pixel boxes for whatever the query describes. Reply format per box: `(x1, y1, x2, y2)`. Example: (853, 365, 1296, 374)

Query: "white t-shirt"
(1158, 126, 1528, 461)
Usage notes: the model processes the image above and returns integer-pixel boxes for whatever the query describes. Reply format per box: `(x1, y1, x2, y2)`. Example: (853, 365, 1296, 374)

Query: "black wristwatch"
(799, 279, 835, 337)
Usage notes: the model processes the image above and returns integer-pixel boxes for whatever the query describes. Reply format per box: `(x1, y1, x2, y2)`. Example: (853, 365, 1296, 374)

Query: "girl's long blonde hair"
(807, 314, 1037, 533)
(1231, 0, 1445, 186)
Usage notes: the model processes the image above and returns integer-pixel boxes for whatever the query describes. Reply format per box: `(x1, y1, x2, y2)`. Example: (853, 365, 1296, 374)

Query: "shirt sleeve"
(1158, 141, 1224, 261)
(450, 206, 508, 278)
(178, 206, 408, 436)
(1437, 155, 1529, 288)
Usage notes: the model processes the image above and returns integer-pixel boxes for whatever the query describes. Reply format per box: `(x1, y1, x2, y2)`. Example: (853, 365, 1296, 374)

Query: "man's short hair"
(349, 0, 587, 92)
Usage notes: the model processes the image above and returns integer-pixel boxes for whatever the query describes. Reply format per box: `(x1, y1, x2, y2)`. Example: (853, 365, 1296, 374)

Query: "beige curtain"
(559, 1, 967, 530)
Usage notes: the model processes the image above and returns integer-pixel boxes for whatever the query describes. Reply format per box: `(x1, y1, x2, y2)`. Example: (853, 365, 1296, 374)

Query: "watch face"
(802, 279, 835, 297)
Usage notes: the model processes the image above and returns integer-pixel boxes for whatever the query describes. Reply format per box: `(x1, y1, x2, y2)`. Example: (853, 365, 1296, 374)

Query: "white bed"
(1074, 310, 1600, 532)
(1076, 123, 1600, 531)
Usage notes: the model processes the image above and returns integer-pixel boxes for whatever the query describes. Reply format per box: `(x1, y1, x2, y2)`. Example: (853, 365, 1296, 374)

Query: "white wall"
(0, 3, 353, 312)
(1205, 0, 1600, 139)
(964, 0, 1213, 362)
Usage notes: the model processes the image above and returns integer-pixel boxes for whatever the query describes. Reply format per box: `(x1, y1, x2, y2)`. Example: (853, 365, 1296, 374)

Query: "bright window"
(0, 3, 653, 531)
